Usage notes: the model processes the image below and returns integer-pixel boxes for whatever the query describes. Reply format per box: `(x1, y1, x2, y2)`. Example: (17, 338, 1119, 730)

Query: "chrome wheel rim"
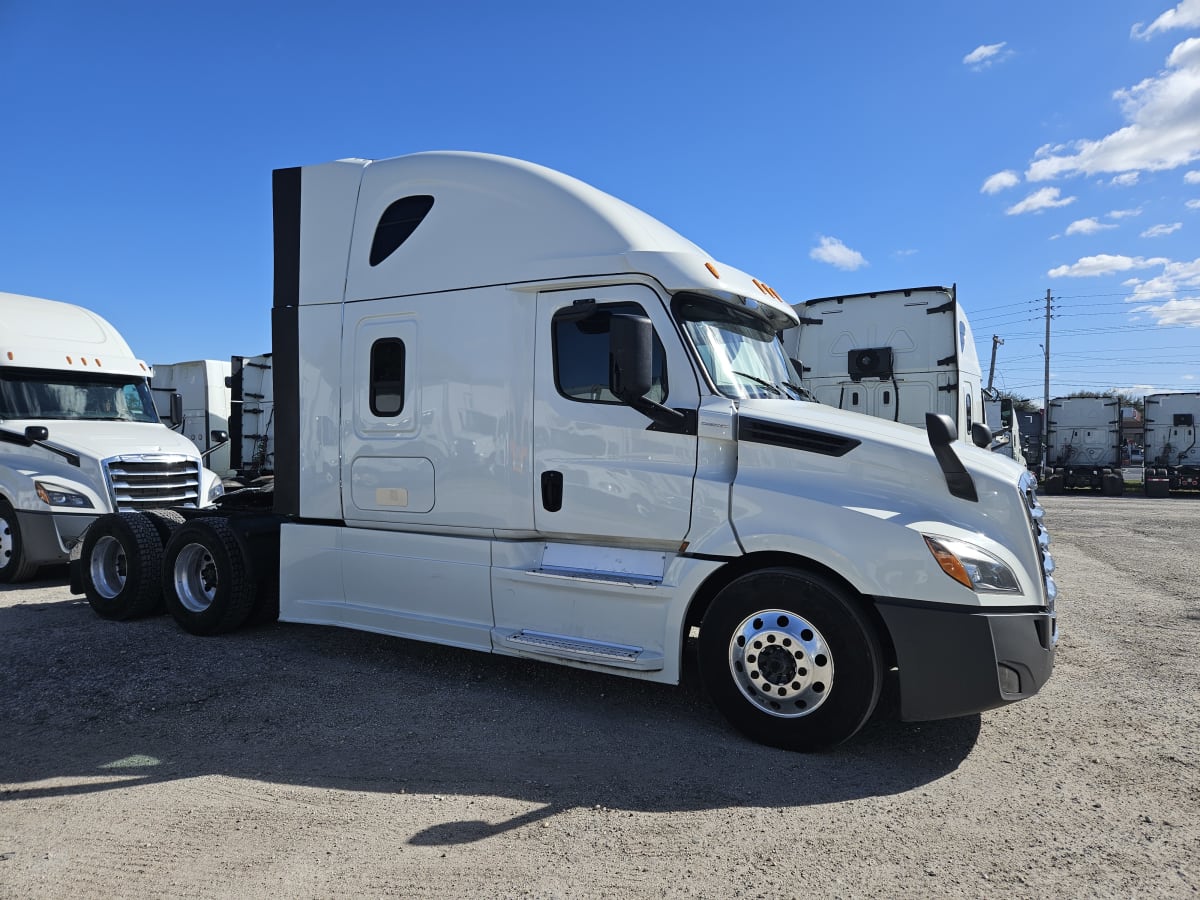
(89, 535, 128, 599)
(174, 542, 218, 613)
(728, 609, 833, 718)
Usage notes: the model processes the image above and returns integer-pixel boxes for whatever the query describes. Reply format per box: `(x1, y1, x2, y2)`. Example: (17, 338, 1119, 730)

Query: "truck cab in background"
(781, 285, 990, 449)
(1043, 396, 1124, 495)
(1143, 392, 1200, 496)
(0, 292, 224, 582)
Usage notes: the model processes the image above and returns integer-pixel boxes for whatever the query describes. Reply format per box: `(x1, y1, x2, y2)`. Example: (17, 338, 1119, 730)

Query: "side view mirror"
(169, 392, 185, 429)
(608, 314, 685, 429)
(971, 422, 993, 449)
(202, 430, 231, 461)
(609, 314, 654, 401)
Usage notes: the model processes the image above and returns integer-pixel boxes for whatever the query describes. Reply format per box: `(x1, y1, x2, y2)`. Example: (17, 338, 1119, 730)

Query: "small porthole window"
(369, 195, 434, 266)
(370, 338, 406, 417)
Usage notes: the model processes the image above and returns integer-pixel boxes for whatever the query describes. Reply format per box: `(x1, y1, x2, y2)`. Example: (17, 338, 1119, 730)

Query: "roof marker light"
(705, 262, 721, 279)
(66, 356, 73, 364)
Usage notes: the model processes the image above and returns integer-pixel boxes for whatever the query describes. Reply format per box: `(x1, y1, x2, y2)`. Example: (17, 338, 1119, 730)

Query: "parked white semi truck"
(1143, 392, 1200, 496)
(1043, 396, 1124, 495)
(781, 286, 989, 449)
(70, 152, 1056, 750)
(0, 292, 225, 582)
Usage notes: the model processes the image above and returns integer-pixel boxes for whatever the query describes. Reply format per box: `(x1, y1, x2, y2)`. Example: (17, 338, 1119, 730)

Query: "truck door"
(532, 285, 699, 545)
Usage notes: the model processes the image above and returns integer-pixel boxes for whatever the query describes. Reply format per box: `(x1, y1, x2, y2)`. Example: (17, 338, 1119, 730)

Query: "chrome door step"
(499, 629, 663, 671)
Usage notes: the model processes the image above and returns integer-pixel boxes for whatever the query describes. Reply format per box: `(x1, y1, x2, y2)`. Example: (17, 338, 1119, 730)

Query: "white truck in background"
(69, 152, 1056, 751)
(0, 292, 225, 582)
(150, 354, 275, 484)
(985, 397, 1026, 468)
(1143, 392, 1200, 497)
(781, 285, 991, 449)
(150, 359, 232, 475)
(1043, 396, 1124, 495)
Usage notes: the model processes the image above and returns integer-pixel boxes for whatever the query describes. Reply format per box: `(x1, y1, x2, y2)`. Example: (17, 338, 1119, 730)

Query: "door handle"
(541, 470, 563, 512)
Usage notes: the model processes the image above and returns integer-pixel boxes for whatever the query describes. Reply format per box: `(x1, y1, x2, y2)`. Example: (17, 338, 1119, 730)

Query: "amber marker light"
(705, 262, 720, 279)
(924, 536, 973, 590)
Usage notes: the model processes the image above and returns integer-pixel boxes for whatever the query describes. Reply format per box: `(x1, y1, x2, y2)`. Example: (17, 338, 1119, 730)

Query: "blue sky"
(2, 1, 1198, 404)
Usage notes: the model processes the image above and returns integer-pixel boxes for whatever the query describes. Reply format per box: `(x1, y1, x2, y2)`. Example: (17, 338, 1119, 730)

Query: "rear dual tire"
(162, 518, 257, 636)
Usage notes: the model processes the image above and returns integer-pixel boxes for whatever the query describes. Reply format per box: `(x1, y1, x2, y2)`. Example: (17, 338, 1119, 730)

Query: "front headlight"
(923, 535, 1021, 594)
(207, 478, 225, 503)
(34, 481, 94, 509)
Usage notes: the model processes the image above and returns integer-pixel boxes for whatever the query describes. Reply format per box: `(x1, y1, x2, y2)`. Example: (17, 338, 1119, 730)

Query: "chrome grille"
(104, 455, 201, 510)
(1020, 471, 1057, 644)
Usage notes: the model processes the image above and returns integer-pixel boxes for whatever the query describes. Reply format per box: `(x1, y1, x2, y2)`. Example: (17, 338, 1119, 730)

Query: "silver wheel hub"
(89, 535, 128, 600)
(174, 542, 218, 613)
(0, 513, 13, 566)
(729, 609, 833, 718)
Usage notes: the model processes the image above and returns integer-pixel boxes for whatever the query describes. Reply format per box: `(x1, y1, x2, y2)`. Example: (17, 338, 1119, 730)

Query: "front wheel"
(698, 568, 882, 752)
(0, 497, 40, 583)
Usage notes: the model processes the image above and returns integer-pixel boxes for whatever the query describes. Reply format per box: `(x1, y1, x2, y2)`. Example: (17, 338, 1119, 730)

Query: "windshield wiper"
(783, 381, 816, 401)
(732, 371, 783, 396)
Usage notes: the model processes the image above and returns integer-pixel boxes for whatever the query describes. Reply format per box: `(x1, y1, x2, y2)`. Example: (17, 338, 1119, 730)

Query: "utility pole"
(986, 334, 1004, 397)
(1042, 288, 1052, 479)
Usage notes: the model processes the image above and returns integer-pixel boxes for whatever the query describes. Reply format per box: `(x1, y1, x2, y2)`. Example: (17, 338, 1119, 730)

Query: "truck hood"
(733, 399, 1029, 517)
(4, 420, 202, 463)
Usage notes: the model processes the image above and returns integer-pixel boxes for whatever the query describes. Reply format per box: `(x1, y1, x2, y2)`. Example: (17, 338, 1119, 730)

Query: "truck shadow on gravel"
(0, 601, 980, 845)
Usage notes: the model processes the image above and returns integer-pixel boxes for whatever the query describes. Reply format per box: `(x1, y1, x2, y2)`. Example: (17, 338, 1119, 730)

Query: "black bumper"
(875, 599, 1056, 722)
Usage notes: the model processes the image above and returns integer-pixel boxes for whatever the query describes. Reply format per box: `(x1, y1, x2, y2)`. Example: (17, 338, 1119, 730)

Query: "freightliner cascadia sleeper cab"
(72, 152, 1056, 750)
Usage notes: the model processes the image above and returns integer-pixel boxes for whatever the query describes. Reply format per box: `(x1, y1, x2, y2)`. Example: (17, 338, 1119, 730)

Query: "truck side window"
(553, 302, 667, 404)
(369, 195, 435, 267)
(369, 338, 406, 416)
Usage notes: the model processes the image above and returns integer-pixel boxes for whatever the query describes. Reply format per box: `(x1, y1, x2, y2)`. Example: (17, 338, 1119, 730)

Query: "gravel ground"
(1, 495, 1198, 898)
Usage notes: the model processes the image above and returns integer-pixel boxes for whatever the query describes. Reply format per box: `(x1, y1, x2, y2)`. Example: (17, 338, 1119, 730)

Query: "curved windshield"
(0, 369, 160, 423)
(673, 293, 807, 401)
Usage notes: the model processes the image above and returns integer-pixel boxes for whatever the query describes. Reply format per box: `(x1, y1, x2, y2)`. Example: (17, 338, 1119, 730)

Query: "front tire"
(699, 567, 882, 751)
(81, 512, 165, 619)
(0, 497, 39, 583)
(162, 518, 256, 636)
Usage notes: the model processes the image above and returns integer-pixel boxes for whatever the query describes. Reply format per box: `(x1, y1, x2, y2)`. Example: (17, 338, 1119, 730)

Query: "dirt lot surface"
(2, 495, 1198, 898)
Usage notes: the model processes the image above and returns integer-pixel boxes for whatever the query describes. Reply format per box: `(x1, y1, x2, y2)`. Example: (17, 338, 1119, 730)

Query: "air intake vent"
(739, 418, 860, 457)
(105, 455, 201, 510)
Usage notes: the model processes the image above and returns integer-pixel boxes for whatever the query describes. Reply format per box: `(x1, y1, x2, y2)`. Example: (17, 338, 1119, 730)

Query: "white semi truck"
(70, 152, 1056, 750)
(0, 292, 225, 582)
(781, 285, 990, 448)
(1143, 392, 1199, 496)
(1043, 396, 1124, 495)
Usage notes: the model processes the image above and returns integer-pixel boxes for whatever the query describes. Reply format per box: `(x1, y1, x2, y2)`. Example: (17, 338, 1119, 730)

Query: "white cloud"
(810, 236, 868, 271)
(1132, 0, 1200, 40)
(1110, 172, 1141, 186)
(1108, 207, 1143, 219)
(1066, 217, 1118, 235)
(1142, 222, 1183, 236)
(981, 170, 1020, 194)
(1048, 254, 1168, 277)
(1185, 170, 1200, 183)
(1133, 297, 1200, 326)
(1025, 37, 1200, 182)
(963, 42, 1013, 70)
(1124, 255, 1200, 298)
(1188, 198, 1200, 209)
(1006, 187, 1076, 215)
